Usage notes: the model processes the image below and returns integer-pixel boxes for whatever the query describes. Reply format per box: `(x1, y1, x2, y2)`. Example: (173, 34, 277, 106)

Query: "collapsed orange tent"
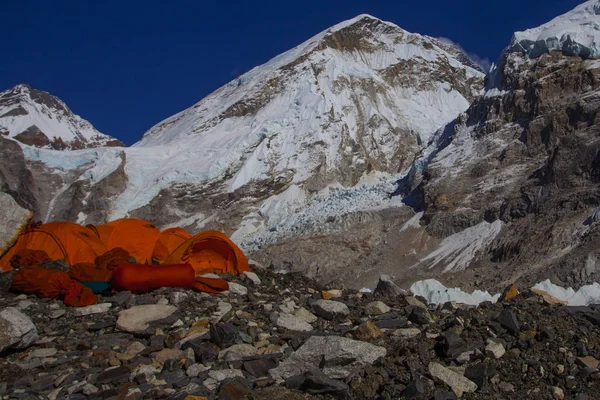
(165, 230, 250, 276)
(152, 227, 192, 264)
(0, 222, 106, 272)
(88, 218, 160, 264)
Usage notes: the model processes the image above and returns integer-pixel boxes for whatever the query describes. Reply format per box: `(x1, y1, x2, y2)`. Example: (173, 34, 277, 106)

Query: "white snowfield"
(509, 0, 600, 58)
(0, 85, 116, 147)
(410, 278, 600, 307)
(14, 14, 483, 229)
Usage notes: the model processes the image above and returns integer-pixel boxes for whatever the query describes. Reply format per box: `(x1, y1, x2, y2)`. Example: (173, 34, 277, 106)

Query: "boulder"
(374, 275, 408, 297)
(0, 192, 32, 258)
(429, 362, 477, 397)
(273, 313, 313, 332)
(0, 307, 38, 352)
(116, 305, 177, 334)
(365, 301, 391, 315)
(269, 335, 386, 380)
(529, 288, 567, 306)
(312, 300, 350, 320)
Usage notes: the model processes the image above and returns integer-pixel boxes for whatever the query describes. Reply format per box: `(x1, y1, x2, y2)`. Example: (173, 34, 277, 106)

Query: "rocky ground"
(0, 262, 599, 399)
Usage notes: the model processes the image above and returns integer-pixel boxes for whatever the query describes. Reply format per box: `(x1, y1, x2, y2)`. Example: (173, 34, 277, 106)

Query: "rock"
(242, 271, 261, 285)
(437, 332, 465, 359)
(73, 303, 112, 316)
(0, 307, 38, 352)
(208, 369, 245, 382)
(294, 370, 349, 395)
(354, 320, 382, 340)
(219, 344, 258, 362)
(213, 302, 233, 323)
(108, 291, 132, 306)
(429, 362, 477, 397)
(530, 288, 567, 306)
(227, 282, 248, 296)
(169, 292, 189, 305)
(485, 342, 505, 359)
(116, 305, 177, 334)
(374, 275, 408, 297)
(553, 386, 565, 400)
(269, 335, 386, 380)
(97, 366, 131, 384)
(186, 363, 211, 377)
(403, 375, 430, 398)
(243, 358, 277, 378)
(393, 328, 421, 339)
(499, 381, 515, 392)
(321, 289, 342, 299)
(374, 316, 407, 329)
(464, 363, 495, 389)
(365, 301, 391, 315)
(0, 192, 31, 256)
(576, 356, 599, 369)
(408, 307, 433, 325)
(501, 284, 519, 301)
(210, 323, 239, 348)
(292, 307, 317, 324)
(273, 313, 313, 332)
(50, 310, 66, 319)
(496, 309, 520, 335)
(218, 376, 251, 400)
(405, 296, 428, 309)
(152, 349, 186, 364)
(30, 348, 57, 358)
(311, 300, 350, 320)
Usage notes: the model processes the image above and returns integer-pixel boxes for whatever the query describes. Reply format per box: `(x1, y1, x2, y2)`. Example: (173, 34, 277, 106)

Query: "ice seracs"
(509, 0, 600, 58)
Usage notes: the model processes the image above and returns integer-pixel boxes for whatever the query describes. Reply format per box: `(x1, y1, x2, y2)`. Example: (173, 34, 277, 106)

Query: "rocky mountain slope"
(0, 84, 123, 150)
(4, 2, 600, 294)
(0, 16, 483, 242)
(1, 263, 600, 400)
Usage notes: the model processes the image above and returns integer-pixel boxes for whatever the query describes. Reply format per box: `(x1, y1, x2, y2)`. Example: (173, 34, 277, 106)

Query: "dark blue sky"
(2, 0, 582, 145)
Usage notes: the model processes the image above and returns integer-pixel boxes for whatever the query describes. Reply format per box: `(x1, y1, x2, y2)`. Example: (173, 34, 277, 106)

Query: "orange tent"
(88, 218, 160, 264)
(0, 222, 106, 272)
(152, 228, 192, 264)
(164, 230, 250, 276)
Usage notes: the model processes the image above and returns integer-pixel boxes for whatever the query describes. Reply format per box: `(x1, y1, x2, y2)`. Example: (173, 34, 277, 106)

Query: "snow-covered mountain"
(12, 3, 600, 292)
(0, 14, 484, 236)
(0, 84, 123, 150)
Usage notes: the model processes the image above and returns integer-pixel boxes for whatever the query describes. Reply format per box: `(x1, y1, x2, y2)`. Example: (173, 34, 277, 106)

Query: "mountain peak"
(0, 84, 123, 150)
(508, 0, 600, 58)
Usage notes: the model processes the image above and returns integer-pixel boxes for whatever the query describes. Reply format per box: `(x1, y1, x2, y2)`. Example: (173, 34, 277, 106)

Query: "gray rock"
(218, 344, 258, 362)
(186, 363, 211, 377)
(0, 307, 38, 352)
(116, 305, 177, 334)
(242, 271, 262, 285)
(374, 275, 408, 297)
(73, 303, 112, 316)
(0, 192, 31, 256)
(485, 342, 505, 359)
(274, 313, 313, 332)
(405, 296, 428, 309)
(393, 328, 421, 338)
(227, 282, 248, 296)
(312, 300, 350, 320)
(429, 362, 477, 397)
(208, 369, 245, 382)
(293, 307, 318, 324)
(30, 348, 57, 358)
(269, 335, 386, 380)
(169, 292, 189, 305)
(365, 301, 391, 315)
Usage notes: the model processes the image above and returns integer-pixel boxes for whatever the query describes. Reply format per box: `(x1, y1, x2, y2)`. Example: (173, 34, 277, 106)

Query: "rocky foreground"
(0, 263, 599, 399)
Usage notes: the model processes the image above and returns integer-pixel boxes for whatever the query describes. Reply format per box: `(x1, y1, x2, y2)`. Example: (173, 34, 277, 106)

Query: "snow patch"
(410, 279, 500, 306)
(412, 220, 502, 273)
